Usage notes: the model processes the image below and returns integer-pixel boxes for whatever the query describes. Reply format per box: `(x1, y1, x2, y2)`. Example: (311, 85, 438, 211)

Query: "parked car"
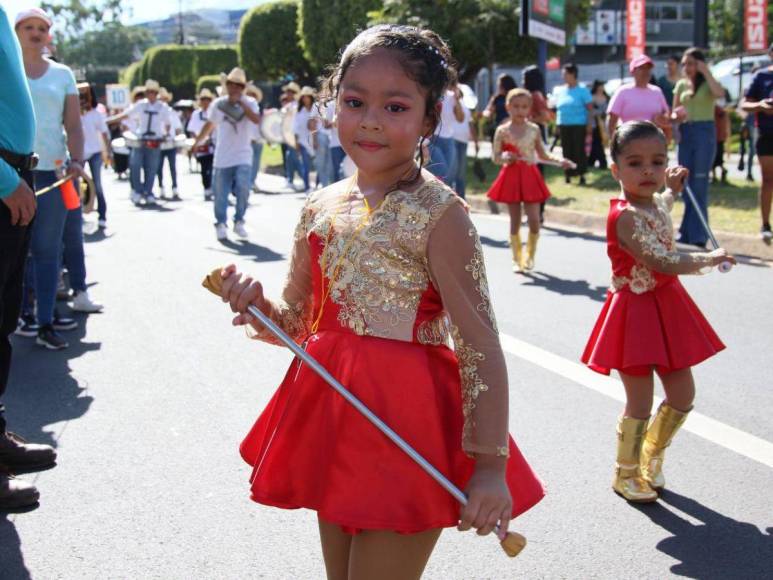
(712, 54, 771, 103)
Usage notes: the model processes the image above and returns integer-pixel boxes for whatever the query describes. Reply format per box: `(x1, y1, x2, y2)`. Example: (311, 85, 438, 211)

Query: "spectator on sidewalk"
(17, 7, 103, 351)
(672, 47, 725, 247)
(712, 96, 731, 184)
(554, 63, 593, 185)
(606, 54, 670, 140)
(450, 84, 475, 199)
(483, 73, 517, 137)
(192, 67, 260, 241)
(588, 80, 608, 170)
(0, 5, 57, 511)
(428, 83, 464, 184)
(657, 54, 681, 111)
(742, 44, 773, 241)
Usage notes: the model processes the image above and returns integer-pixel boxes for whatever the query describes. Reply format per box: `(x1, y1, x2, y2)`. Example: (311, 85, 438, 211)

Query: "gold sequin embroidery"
(465, 228, 498, 332)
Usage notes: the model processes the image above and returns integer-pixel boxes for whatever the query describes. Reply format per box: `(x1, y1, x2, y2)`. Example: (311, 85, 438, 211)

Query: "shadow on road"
(634, 490, 773, 579)
(541, 225, 607, 244)
(4, 313, 98, 448)
(209, 239, 284, 263)
(479, 235, 509, 249)
(0, 516, 31, 580)
(520, 271, 608, 302)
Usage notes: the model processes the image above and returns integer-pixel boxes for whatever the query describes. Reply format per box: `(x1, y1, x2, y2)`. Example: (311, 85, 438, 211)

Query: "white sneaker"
(171, 187, 181, 200)
(215, 223, 228, 240)
(234, 221, 248, 239)
(70, 290, 103, 313)
(130, 191, 142, 204)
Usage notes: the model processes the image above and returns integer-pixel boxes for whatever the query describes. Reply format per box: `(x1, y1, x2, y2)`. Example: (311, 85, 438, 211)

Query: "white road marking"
(499, 333, 773, 470)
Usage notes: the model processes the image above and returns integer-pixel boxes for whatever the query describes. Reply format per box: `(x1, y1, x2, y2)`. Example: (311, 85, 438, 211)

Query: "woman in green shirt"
(672, 47, 726, 246)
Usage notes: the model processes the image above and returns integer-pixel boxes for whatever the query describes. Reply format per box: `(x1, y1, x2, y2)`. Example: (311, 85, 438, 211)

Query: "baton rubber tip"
(718, 261, 733, 273)
(500, 531, 527, 558)
(202, 267, 225, 295)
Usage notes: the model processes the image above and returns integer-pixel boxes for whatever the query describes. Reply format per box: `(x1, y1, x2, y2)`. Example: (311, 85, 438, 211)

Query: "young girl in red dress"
(581, 121, 735, 503)
(487, 88, 573, 272)
(215, 25, 544, 579)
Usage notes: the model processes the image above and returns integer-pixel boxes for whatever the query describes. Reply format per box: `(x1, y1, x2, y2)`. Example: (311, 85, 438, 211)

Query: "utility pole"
(693, 0, 709, 47)
(177, 0, 185, 45)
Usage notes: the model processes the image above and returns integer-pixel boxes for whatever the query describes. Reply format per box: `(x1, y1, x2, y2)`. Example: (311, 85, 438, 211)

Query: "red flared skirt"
(487, 162, 551, 204)
(581, 280, 725, 376)
(240, 330, 545, 534)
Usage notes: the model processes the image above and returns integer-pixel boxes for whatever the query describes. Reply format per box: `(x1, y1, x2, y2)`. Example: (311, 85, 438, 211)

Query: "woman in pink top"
(607, 54, 670, 139)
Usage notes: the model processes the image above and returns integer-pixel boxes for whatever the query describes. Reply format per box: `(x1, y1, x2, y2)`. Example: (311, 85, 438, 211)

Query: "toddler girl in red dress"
(582, 121, 735, 503)
(215, 25, 544, 578)
(487, 88, 573, 272)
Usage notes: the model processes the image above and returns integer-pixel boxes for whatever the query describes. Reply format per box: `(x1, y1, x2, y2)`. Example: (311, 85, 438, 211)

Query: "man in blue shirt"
(0, 6, 57, 511)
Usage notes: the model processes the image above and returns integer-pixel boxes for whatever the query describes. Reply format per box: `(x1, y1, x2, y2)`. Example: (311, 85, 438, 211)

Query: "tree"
(298, 0, 382, 71)
(239, 0, 312, 82)
(372, 0, 592, 82)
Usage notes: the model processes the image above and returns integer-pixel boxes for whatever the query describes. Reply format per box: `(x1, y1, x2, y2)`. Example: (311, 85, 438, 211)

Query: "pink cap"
(15, 8, 53, 29)
(629, 54, 654, 73)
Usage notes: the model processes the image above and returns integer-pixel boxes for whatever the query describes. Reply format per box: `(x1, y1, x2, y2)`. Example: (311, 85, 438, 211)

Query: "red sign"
(745, 0, 768, 52)
(626, 0, 646, 60)
(533, 0, 549, 16)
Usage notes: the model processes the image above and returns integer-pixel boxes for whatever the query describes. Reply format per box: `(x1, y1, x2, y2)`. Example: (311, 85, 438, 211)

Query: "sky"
(3, 0, 261, 25)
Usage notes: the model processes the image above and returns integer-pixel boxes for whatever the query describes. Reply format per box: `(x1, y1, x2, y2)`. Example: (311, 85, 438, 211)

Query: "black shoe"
(36, 325, 68, 350)
(579, 176, 587, 186)
(564, 174, 570, 184)
(14, 316, 39, 338)
(52, 313, 78, 331)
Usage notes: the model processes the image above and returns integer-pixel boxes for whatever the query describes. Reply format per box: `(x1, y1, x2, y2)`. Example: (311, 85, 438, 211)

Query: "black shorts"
(756, 133, 773, 156)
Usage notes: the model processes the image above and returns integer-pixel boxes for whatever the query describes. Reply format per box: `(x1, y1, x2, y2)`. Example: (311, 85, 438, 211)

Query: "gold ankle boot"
(613, 416, 658, 503)
(525, 232, 539, 270)
(510, 233, 523, 272)
(641, 403, 690, 490)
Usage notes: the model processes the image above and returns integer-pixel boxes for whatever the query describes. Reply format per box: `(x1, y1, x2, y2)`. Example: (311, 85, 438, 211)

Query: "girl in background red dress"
(487, 88, 573, 272)
(215, 25, 544, 579)
(581, 121, 735, 503)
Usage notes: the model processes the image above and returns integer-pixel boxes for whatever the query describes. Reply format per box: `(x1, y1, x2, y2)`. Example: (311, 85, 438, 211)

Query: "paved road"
(1, 161, 771, 579)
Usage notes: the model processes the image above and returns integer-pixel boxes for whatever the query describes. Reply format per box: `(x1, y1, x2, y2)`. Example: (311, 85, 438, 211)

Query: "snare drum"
(122, 131, 141, 149)
(260, 110, 284, 144)
(110, 137, 130, 156)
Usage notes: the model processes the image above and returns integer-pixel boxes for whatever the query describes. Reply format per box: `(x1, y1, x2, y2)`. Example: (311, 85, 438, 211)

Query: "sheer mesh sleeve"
(491, 125, 507, 166)
(247, 204, 314, 346)
(426, 201, 510, 458)
(617, 209, 714, 276)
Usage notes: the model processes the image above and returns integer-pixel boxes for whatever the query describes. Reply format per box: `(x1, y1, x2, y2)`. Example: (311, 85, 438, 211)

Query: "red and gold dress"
(582, 194, 725, 376)
(487, 122, 551, 204)
(240, 178, 544, 533)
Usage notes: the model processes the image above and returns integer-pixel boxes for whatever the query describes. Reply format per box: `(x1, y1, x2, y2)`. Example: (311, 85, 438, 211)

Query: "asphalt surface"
(1, 160, 771, 579)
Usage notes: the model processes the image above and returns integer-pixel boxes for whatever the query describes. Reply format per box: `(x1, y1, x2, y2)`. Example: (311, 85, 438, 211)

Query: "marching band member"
(214, 25, 544, 579)
(187, 88, 216, 200)
(192, 67, 260, 241)
(581, 121, 734, 503)
(106, 79, 175, 205)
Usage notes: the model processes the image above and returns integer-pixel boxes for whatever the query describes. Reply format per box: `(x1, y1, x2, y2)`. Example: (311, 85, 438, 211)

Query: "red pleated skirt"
(487, 161, 551, 204)
(581, 279, 725, 376)
(240, 330, 545, 534)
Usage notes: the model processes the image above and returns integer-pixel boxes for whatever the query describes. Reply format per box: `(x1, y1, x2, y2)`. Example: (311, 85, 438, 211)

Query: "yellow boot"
(613, 416, 658, 503)
(510, 233, 523, 272)
(525, 232, 539, 270)
(641, 403, 690, 491)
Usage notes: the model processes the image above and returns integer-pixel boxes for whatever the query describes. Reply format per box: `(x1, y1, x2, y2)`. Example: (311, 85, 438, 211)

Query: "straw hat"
(130, 86, 146, 100)
(224, 67, 247, 86)
(299, 86, 316, 98)
(245, 83, 263, 102)
(198, 88, 214, 101)
(282, 81, 301, 94)
(76, 82, 91, 92)
(158, 87, 173, 102)
(144, 79, 161, 93)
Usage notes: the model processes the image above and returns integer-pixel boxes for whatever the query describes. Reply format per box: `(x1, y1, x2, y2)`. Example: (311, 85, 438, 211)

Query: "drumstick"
(682, 185, 733, 273)
(202, 268, 527, 558)
(35, 175, 72, 196)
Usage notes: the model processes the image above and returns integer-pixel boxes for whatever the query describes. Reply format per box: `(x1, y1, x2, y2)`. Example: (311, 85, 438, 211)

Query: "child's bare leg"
(318, 517, 353, 580)
(524, 202, 541, 234)
(657, 367, 695, 412)
(348, 528, 442, 580)
(507, 203, 522, 235)
(619, 371, 655, 418)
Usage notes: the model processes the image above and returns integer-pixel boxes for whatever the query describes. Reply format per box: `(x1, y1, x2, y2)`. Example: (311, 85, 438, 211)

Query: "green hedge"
(196, 74, 222, 95)
(298, 0, 380, 71)
(193, 45, 239, 79)
(120, 60, 142, 87)
(145, 45, 198, 97)
(239, 0, 311, 82)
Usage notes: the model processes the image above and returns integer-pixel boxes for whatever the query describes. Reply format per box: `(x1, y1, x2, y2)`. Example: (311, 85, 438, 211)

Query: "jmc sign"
(745, 0, 768, 52)
(626, 0, 646, 60)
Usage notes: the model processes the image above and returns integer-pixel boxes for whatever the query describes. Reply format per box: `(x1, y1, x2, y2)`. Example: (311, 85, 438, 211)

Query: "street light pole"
(177, 0, 185, 45)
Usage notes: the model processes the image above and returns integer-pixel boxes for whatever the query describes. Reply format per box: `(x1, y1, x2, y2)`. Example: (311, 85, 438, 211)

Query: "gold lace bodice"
(492, 122, 541, 165)
(248, 177, 510, 457)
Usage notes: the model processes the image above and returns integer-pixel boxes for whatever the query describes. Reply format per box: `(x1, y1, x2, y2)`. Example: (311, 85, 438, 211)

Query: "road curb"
(466, 196, 773, 263)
